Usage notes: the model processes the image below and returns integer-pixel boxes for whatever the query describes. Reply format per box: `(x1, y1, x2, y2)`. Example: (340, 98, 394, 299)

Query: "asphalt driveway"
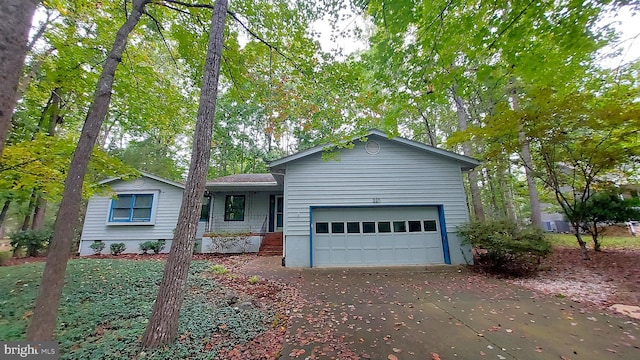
(244, 257, 640, 359)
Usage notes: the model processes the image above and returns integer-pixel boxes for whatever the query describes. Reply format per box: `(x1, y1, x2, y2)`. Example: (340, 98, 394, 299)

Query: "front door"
(274, 195, 283, 231)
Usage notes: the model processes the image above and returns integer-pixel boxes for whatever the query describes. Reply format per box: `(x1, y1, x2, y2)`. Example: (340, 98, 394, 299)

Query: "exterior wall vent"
(365, 140, 380, 155)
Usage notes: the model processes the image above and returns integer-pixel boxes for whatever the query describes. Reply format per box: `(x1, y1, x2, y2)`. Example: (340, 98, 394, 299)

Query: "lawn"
(547, 233, 640, 249)
(0, 258, 279, 359)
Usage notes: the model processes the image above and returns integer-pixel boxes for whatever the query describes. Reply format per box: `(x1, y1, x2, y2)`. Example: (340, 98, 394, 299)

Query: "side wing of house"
(278, 135, 473, 267)
(79, 176, 183, 255)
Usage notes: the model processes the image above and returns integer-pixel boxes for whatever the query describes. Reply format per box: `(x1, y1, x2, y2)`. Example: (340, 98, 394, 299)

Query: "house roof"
(206, 173, 279, 187)
(268, 129, 481, 171)
(98, 171, 185, 189)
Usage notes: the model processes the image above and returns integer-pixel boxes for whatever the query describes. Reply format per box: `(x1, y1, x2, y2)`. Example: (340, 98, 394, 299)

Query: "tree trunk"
(31, 196, 47, 231)
(0, 199, 11, 229)
(0, 0, 38, 157)
(22, 191, 37, 231)
(591, 220, 601, 251)
(573, 224, 590, 260)
(451, 85, 485, 221)
(26, 0, 150, 341)
(141, 0, 227, 348)
(510, 78, 542, 227)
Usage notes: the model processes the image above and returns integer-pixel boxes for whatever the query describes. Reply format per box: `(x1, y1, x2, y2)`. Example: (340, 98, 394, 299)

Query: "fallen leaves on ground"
(509, 247, 640, 308)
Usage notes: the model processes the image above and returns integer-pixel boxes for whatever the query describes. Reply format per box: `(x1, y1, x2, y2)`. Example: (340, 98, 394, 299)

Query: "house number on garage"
(372, 197, 381, 203)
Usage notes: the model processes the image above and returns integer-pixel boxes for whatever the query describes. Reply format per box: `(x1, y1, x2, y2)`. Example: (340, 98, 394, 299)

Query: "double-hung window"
(109, 193, 155, 224)
(224, 195, 245, 221)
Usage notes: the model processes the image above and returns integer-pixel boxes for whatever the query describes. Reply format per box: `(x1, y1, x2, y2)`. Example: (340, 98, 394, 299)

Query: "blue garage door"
(312, 206, 444, 267)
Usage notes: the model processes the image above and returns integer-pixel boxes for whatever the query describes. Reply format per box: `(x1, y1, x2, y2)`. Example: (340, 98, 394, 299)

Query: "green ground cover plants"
(0, 259, 269, 359)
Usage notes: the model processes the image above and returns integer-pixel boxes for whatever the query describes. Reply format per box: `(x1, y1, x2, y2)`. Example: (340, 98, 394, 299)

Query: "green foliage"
(249, 275, 260, 284)
(139, 240, 166, 255)
(149, 240, 165, 254)
(0, 259, 269, 359)
(139, 241, 154, 254)
(210, 264, 228, 275)
(458, 220, 552, 277)
(575, 192, 640, 226)
(9, 229, 53, 257)
(88, 241, 105, 255)
(109, 243, 126, 256)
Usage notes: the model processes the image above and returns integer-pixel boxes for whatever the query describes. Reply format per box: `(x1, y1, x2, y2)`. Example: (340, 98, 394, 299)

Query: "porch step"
(258, 232, 283, 256)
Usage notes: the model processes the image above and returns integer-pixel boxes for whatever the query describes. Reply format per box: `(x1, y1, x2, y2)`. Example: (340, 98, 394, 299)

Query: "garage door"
(311, 206, 446, 267)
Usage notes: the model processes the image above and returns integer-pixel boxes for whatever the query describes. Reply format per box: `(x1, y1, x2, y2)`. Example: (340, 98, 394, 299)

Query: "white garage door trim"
(309, 205, 451, 267)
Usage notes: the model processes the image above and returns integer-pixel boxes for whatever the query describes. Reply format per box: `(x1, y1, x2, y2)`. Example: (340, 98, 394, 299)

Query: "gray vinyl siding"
(281, 137, 472, 267)
(209, 191, 277, 234)
(79, 177, 183, 254)
(283, 138, 470, 235)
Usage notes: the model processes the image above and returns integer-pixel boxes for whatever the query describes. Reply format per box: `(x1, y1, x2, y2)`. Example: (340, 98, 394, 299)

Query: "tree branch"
(487, 0, 536, 50)
(226, 10, 310, 77)
(144, 9, 179, 68)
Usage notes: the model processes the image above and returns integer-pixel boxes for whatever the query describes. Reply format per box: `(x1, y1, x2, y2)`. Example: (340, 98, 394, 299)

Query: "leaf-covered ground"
(0, 255, 296, 359)
(2, 245, 639, 359)
(510, 246, 640, 308)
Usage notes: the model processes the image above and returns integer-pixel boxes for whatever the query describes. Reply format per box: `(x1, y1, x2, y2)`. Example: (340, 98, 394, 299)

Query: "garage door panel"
(312, 206, 445, 267)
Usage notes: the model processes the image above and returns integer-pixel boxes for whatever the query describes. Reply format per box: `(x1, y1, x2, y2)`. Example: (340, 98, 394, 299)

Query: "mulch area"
(511, 246, 640, 307)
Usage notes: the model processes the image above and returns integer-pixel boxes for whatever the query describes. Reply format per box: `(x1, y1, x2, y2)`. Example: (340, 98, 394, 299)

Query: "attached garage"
(311, 206, 448, 267)
(269, 129, 480, 268)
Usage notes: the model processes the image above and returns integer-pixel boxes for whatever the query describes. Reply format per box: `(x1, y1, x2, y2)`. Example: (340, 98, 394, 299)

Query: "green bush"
(140, 240, 165, 254)
(9, 229, 53, 257)
(139, 241, 154, 254)
(89, 241, 105, 255)
(150, 240, 166, 254)
(109, 242, 126, 256)
(457, 220, 552, 277)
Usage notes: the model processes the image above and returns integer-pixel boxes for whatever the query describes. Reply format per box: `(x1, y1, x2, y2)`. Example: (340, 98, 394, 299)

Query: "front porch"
(196, 173, 283, 255)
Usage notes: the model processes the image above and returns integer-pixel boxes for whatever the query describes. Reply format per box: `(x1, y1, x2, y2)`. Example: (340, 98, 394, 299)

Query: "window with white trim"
(109, 193, 155, 223)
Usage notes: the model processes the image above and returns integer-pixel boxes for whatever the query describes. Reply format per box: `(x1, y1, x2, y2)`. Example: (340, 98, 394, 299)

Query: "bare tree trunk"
(22, 191, 38, 231)
(573, 224, 590, 260)
(31, 197, 47, 231)
(0, 199, 11, 229)
(510, 78, 542, 227)
(26, 0, 150, 341)
(0, 0, 39, 157)
(141, 0, 228, 348)
(451, 85, 485, 221)
(498, 160, 518, 222)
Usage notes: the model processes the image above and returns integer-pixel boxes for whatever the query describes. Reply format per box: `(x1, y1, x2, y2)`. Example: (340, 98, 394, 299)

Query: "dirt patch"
(510, 247, 640, 307)
(0, 239, 11, 252)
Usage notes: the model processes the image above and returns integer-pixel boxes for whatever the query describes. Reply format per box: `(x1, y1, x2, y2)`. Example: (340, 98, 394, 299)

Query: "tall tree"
(0, 0, 39, 157)
(27, 0, 151, 341)
(141, 0, 228, 347)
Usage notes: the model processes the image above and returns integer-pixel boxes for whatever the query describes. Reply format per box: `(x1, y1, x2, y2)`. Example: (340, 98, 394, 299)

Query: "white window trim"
(106, 190, 160, 225)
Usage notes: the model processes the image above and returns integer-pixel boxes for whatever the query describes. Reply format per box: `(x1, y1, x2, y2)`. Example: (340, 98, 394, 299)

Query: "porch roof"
(205, 173, 282, 191)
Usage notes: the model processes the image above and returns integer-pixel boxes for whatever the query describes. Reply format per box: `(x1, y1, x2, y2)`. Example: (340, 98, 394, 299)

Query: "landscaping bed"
(0, 255, 295, 359)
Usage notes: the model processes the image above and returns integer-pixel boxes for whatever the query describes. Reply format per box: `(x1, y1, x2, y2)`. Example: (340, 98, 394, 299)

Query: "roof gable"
(268, 129, 481, 171)
(98, 171, 185, 189)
